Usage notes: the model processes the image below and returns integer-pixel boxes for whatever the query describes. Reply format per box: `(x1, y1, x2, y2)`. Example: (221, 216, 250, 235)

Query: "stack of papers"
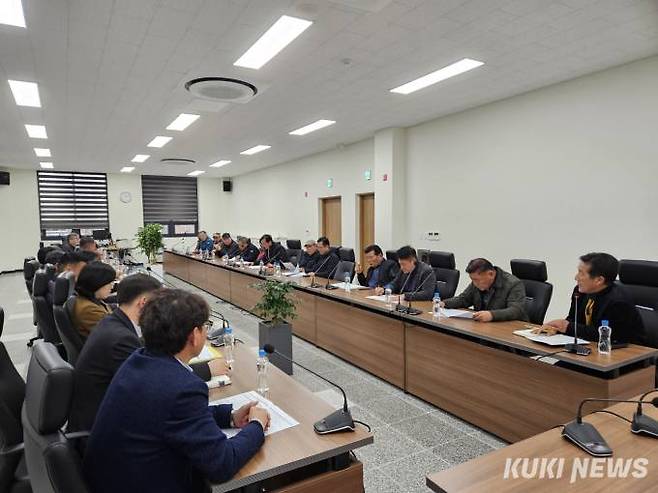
(330, 282, 368, 290)
(431, 309, 473, 319)
(284, 271, 305, 278)
(366, 294, 400, 302)
(210, 390, 299, 437)
(190, 345, 222, 364)
(514, 329, 589, 346)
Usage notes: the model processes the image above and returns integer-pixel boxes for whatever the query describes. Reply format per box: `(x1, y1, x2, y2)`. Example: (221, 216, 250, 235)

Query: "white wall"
(107, 173, 143, 242)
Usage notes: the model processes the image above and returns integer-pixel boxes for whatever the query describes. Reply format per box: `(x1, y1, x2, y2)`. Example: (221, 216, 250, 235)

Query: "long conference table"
(164, 250, 658, 443)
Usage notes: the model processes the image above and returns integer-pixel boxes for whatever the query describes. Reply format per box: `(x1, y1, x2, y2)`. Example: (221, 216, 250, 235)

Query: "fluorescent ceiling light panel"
(210, 160, 231, 168)
(240, 145, 271, 155)
(234, 15, 313, 69)
(0, 0, 26, 27)
(120, 166, 135, 173)
(8, 80, 41, 107)
(390, 58, 484, 95)
(187, 170, 205, 176)
(39, 162, 54, 169)
(25, 124, 48, 139)
(131, 154, 150, 163)
(289, 119, 336, 136)
(147, 136, 172, 148)
(34, 147, 51, 157)
(166, 113, 200, 131)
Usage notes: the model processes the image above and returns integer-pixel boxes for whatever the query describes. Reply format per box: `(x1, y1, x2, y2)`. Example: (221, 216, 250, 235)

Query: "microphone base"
(562, 420, 612, 457)
(314, 409, 355, 435)
(325, 285, 339, 290)
(565, 343, 592, 356)
(394, 304, 423, 316)
(631, 413, 658, 438)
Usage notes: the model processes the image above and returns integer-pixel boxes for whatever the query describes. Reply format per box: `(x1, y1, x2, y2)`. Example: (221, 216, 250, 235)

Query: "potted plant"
(136, 223, 164, 264)
(252, 279, 298, 374)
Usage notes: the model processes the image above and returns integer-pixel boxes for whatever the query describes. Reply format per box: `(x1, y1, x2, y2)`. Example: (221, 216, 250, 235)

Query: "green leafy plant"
(136, 223, 164, 264)
(252, 279, 298, 325)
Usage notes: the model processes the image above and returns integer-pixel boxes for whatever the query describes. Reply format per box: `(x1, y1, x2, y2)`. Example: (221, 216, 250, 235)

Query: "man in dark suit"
(236, 236, 260, 263)
(216, 233, 240, 258)
(307, 237, 340, 279)
(376, 246, 436, 301)
(68, 274, 227, 432)
(299, 239, 320, 272)
(356, 244, 399, 288)
(257, 234, 288, 266)
(61, 232, 80, 253)
(84, 288, 270, 493)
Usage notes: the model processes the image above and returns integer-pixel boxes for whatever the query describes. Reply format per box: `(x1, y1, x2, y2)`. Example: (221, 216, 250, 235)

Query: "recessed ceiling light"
(120, 166, 135, 173)
(147, 136, 172, 148)
(187, 170, 205, 176)
(39, 162, 54, 169)
(390, 58, 484, 95)
(166, 113, 200, 131)
(131, 154, 150, 163)
(0, 0, 26, 28)
(24, 124, 48, 139)
(240, 145, 271, 155)
(34, 148, 51, 157)
(290, 119, 336, 136)
(210, 160, 231, 168)
(234, 15, 313, 70)
(8, 80, 41, 107)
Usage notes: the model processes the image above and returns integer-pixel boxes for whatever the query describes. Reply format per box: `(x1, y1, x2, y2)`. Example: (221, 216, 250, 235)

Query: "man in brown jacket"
(441, 258, 528, 322)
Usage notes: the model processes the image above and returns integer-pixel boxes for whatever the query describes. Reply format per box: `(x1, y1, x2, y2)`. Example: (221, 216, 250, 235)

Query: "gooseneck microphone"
(324, 259, 342, 290)
(395, 269, 434, 315)
(565, 294, 591, 356)
(632, 389, 658, 437)
(307, 254, 333, 288)
(263, 344, 355, 434)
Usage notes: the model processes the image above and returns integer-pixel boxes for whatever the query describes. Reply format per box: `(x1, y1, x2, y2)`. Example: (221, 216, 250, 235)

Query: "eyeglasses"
(201, 320, 214, 331)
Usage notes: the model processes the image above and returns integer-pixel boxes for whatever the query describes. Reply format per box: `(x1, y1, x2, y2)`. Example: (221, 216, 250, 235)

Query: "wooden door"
(321, 197, 342, 246)
(358, 193, 375, 267)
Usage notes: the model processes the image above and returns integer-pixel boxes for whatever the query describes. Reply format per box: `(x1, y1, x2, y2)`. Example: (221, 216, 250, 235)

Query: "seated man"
(236, 237, 260, 263)
(356, 244, 399, 288)
(216, 233, 240, 258)
(212, 232, 222, 248)
(80, 236, 101, 259)
(84, 288, 270, 493)
(194, 230, 214, 254)
(298, 240, 319, 272)
(538, 252, 644, 344)
(442, 258, 527, 322)
(61, 232, 80, 253)
(46, 251, 97, 305)
(307, 237, 340, 279)
(376, 246, 435, 301)
(68, 274, 227, 432)
(257, 234, 289, 266)
(37, 245, 62, 265)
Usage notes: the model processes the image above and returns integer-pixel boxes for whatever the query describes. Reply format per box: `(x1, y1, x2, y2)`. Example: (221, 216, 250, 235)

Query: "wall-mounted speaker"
(0, 171, 10, 186)
(222, 180, 232, 192)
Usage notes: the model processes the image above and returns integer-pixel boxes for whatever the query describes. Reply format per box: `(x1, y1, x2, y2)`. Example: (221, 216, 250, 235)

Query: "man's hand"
(208, 358, 231, 377)
(248, 406, 271, 431)
(472, 311, 493, 322)
(232, 401, 259, 428)
(532, 325, 560, 336)
(355, 263, 363, 274)
(374, 286, 385, 295)
(532, 319, 569, 335)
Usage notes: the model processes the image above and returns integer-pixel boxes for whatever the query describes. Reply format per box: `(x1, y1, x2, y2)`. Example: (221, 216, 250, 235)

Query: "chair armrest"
(0, 442, 24, 457)
(64, 430, 91, 441)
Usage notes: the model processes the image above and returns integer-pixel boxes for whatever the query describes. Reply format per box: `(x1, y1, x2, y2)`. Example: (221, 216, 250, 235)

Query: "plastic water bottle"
(384, 288, 392, 309)
(256, 349, 269, 396)
(432, 291, 442, 318)
(258, 260, 265, 275)
(222, 327, 235, 367)
(598, 320, 612, 355)
(344, 273, 351, 292)
(275, 262, 282, 276)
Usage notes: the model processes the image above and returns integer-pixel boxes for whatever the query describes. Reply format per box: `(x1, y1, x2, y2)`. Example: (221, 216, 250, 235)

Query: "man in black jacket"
(61, 232, 80, 253)
(216, 233, 240, 258)
(236, 237, 260, 263)
(257, 234, 289, 266)
(356, 244, 399, 288)
(376, 246, 436, 301)
(299, 240, 320, 272)
(539, 252, 644, 344)
(308, 237, 340, 279)
(68, 274, 227, 432)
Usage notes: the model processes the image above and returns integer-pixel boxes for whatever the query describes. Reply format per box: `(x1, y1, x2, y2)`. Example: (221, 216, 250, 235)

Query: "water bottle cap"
(225, 327, 232, 333)
(601, 320, 609, 326)
(259, 349, 266, 357)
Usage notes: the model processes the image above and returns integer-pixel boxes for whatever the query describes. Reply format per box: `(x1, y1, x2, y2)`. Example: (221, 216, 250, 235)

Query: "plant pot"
(258, 320, 292, 375)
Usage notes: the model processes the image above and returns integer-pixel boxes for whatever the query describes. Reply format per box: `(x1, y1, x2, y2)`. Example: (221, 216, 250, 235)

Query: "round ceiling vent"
(184, 77, 258, 103)
(160, 158, 196, 166)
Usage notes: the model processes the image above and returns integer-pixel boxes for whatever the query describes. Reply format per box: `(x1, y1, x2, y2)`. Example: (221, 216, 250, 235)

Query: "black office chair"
(429, 251, 460, 299)
(386, 250, 398, 263)
(287, 249, 301, 266)
(0, 306, 31, 493)
(32, 268, 62, 346)
(337, 248, 355, 263)
(52, 274, 84, 366)
(22, 342, 89, 493)
(333, 260, 355, 281)
(329, 246, 341, 257)
(617, 260, 658, 348)
(418, 249, 430, 264)
(23, 259, 39, 297)
(286, 239, 301, 250)
(510, 259, 553, 325)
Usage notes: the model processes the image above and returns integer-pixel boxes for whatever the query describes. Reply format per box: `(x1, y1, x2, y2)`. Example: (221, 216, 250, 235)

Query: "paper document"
(514, 329, 589, 346)
(437, 309, 474, 319)
(331, 282, 368, 290)
(210, 390, 299, 437)
(366, 295, 400, 303)
(284, 271, 305, 278)
(190, 345, 222, 364)
(246, 265, 262, 270)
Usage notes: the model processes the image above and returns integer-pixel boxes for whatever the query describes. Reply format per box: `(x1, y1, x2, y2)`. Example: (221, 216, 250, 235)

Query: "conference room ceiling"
(1, 0, 657, 177)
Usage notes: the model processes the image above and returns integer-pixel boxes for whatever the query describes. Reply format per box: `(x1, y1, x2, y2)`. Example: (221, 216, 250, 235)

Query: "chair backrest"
(0, 306, 27, 493)
(418, 249, 430, 264)
(329, 246, 341, 257)
(337, 247, 355, 262)
(286, 239, 301, 250)
(53, 274, 83, 366)
(287, 249, 301, 266)
(33, 268, 62, 345)
(333, 260, 355, 281)
(428, 252, 460, 299)
(617, 259, 658, 348)
(22, 342, 89, 493)
(510, 259, 553, 325)
(24, 258, 40, 296)
(386, 250, 398, 263)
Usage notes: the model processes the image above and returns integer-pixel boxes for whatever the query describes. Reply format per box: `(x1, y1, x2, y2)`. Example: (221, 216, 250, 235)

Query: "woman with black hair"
(72, 261, 116, 339)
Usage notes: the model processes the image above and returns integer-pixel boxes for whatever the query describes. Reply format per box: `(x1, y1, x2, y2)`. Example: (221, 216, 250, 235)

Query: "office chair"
(333, 260, 355, 282)
(337, 247, 355, 263)
(23, 259, 39, 297)
(0, 306, 31, 493)
(52, 274, 84, 366)
(510, 259, 553, 325)
(21, 342, 89, 493)
(418, 249, 430, 264)
(386, 250, 398, 263)
(286, 239, 302, 250)
(287, 249, 301, 266)
(429, 251, 460, 299)
(617, 259, 658, 348)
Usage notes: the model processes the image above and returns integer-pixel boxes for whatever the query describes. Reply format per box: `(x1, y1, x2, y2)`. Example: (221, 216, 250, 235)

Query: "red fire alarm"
(383, 174, 388, 182)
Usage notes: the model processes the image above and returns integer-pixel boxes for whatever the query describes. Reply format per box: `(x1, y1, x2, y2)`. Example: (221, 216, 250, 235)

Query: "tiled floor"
(0, 271, 508, 492)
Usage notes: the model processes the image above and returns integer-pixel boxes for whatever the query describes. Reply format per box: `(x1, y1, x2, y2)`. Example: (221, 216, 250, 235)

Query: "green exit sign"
(364, 169, 372, 181)
(327, 178, 333, 188)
